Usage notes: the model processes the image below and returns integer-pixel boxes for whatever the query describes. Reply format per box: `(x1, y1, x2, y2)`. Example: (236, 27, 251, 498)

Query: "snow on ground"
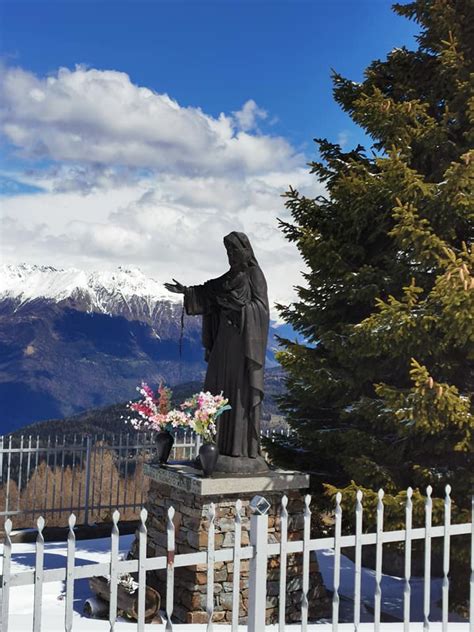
(315, 549, 465, 623)
(4, 534, 134, 632)
(2, 535, 469, 631)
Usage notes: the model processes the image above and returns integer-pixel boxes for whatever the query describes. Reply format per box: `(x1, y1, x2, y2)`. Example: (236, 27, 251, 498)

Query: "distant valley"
(10, 370, 287, 439)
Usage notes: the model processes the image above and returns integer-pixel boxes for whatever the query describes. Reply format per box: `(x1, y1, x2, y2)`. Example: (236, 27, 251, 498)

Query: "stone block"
(267, 580, 279, 596)
(218, 592, 239, 610)
(214, 569, 228, 583)
(212, 611, 226, 622)
(186, 611, 208, 624)
(215, 516, 236, 532)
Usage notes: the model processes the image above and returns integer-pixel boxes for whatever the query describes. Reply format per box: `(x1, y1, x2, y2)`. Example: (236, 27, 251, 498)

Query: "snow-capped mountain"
(0, 264, 203, 431)
(0, 264, 181, 326)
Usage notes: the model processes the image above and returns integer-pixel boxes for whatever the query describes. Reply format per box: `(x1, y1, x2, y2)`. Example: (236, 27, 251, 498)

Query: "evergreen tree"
(272, 0, 473, 524)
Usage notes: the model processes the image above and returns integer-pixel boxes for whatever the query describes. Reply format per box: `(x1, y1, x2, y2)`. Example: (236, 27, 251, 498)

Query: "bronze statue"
(165, 232, 269, 473)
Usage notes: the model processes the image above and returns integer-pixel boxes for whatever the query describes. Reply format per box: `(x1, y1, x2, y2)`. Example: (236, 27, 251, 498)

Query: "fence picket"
(70, 435, 77, 516)
(108, 434, 115, 515)
(5, 436, 12, 516)
(123, 433, 130, 513)
(332, 492, 342, 631)
(278, 495, 288, 632)
(26, 435, 33, 507)
(139, 434, 148, 508)
(165, 505, 175, 632)
(194, 433, 202, 460)
(33, 516, 45, 632)
(206, 502, 216, 632)
(32, 435, 40, 518)
(43, 436, 51, 517)
(65, 513, 76, 632)
(115, 434, 122, 510)
(109, 509, 120, 631)
(89, 434, 98, 518)
(374, 489, 384, 632)
(137, 508, 148, 632)
(98, 433, 106, 514)
(231, 499, 242, 632)
(83, 435, 92, 526)
(354, 490, 363, 632)
(58, 436, 66, 520)
(51, 436, 58, 519)
(424, 485, 433, 631)
(17, 435, 24, 514)
(0, 436, 3, 487)
(301, 494, 311, 632)
(187, 430, 193, 460)
(403, 487, 413, 630)
(442, 484, 451, 632)
(470, 494, 473, 632)
(1, 518, 12, 632)
(133, 432, 141, 511)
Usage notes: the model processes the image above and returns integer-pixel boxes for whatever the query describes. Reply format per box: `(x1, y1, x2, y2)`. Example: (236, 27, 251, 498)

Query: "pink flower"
(166, 409, 191, 428)
(140, 382, 154, 399)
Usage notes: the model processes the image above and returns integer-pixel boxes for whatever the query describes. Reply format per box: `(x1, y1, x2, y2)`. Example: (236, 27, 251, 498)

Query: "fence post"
(1, 518, 12, 632)
(83, 435, 92, 526)
(248, 495, 270, 632)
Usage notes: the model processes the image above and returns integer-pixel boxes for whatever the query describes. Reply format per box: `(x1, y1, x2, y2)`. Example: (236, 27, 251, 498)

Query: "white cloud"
(232, 99, 267, 132)
(0, 64, 326, 317)
(0, 169, 322, 315)
(337, 130, 350, 149)
(0, 65, 301, 176)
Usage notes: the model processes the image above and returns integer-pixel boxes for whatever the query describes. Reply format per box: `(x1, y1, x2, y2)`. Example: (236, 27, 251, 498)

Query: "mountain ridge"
(0, 263, 180, 326)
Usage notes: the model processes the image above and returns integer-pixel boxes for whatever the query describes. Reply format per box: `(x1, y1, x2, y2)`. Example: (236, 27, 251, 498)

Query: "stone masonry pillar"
(128, 463, 329, 625)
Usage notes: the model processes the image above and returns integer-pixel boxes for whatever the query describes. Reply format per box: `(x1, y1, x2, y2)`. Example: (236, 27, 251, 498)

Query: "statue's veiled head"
(223, 232, 257, 268)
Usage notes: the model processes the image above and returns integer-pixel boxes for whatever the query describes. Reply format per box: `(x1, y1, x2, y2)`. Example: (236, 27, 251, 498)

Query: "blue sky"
(1, 1, 419, 151)
(0, 1, 419, 313)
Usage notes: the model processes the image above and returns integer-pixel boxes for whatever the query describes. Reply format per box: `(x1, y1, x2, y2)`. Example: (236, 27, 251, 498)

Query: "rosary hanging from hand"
(179, 301, 185, 361)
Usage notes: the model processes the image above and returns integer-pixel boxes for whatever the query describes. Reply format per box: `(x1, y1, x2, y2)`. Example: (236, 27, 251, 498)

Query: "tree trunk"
(88, 576, 161, 622)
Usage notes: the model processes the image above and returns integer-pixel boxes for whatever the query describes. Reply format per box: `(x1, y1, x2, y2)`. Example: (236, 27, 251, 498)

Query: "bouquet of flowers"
(124, 382, 191, 432)
(181, 391, 231, 443)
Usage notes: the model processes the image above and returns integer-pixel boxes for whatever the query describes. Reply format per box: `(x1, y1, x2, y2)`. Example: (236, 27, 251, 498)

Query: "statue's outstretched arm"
(164, 279, 186, 294)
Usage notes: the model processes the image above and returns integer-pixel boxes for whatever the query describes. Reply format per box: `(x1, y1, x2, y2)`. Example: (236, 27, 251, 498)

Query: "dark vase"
(199, 443, 219, 477)
(155, 430, 174, 464)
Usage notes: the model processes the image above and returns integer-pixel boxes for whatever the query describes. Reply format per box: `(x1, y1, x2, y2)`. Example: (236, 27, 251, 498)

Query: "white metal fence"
(1, 486, 472, 631)
(0, 430, 290, 526)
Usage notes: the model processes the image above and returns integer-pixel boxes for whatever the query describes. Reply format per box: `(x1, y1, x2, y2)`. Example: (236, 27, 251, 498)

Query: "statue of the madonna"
(165, 232, 270, 473)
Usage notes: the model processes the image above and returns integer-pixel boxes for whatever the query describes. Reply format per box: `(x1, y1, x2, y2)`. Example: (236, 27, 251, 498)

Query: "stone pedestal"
(129, 463, 328, 625)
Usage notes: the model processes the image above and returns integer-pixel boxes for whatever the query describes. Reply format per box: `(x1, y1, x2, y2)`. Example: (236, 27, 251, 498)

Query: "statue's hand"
(164, 279, 186, 294)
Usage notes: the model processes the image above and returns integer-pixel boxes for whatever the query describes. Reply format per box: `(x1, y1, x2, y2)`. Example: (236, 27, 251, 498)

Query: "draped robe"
(184, 263, 269, 458)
